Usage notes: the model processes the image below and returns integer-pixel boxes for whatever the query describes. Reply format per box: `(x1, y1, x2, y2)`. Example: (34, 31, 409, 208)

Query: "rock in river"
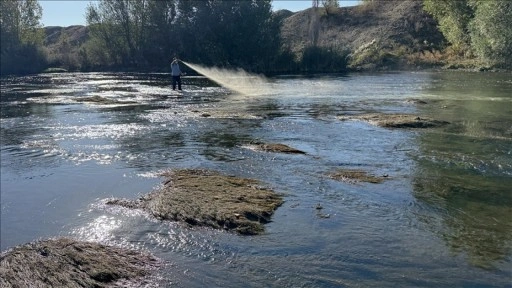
(106, 169, 284, 235)
(0, 237, 159, 288)
(338, 113, 449, 128)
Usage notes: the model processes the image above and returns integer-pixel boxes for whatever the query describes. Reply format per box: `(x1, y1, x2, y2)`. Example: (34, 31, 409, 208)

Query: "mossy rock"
(107, 169, 284, 235)
(338, 113, 449, 128)
(75, 96, 137, 105)
(328, 169, 388, 184)
(248, 142, 306, 154)
(0, 238, 159, 288)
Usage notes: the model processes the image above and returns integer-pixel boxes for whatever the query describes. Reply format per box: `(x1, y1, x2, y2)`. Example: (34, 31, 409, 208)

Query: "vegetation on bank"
(1, 0, 511, 76)
(0, 0, 46, 75)
(423, 0, 512, 69)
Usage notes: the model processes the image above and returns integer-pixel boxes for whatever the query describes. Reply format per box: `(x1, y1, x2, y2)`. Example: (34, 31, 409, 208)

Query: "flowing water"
(1, 70, 511, 287)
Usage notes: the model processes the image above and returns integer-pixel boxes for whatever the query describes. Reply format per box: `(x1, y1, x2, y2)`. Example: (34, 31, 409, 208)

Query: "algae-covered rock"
(75, 96, 137, 105)
(0, 238, 159, 288)
(107, 169, 284, 235)
(246, 142, 306, 154)
(328, 169, 388, 184)
(338, 113, 449, 128)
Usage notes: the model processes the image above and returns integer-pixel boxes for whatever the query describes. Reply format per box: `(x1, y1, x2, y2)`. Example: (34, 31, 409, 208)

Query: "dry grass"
(0, 238, 159, 288)
(107, 169, 284, 235)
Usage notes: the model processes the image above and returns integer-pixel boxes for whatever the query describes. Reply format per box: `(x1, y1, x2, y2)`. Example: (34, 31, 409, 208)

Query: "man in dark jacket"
(171, 57, 182, 90)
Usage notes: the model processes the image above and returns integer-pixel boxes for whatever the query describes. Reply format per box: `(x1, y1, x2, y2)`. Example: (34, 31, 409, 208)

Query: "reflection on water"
(1, 71, 511, 287)
(412, 71, 512, 269)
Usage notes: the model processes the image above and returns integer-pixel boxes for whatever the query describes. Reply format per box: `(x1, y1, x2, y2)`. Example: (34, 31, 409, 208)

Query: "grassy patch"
(107, 169, 284, 235)
(0, 238, 159, 287)
(328, 169, 388, 184)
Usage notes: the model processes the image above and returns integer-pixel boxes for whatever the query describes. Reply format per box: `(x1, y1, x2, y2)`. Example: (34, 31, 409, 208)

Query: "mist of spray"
(182, 61, 272, 96)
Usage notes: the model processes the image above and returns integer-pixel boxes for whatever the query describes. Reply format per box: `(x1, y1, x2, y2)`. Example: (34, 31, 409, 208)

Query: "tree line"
(423, 0, 512, 68)
(1, 0, 348, 75)
(1, 0, 511, 76)
(1, 0, 46, 75)
(82, 0, 349, 74)
(83, 0, 283, 72)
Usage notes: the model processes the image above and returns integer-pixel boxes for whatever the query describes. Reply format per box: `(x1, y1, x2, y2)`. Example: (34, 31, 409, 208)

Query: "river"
(1, 71, 511, 287)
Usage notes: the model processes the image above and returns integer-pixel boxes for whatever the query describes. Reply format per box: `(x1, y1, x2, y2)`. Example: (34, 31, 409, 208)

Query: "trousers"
(172, 76, 182, 90)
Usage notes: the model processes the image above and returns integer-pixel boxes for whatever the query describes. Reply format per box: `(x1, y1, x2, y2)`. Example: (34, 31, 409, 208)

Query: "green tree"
(84, 0, 280, 73)
(0, 0, 45, 75)
(423, 0, 512, 68)
(86, 0, 180, 69)
(18, 0, 44, 45)
(423, 0, 474, 54)
(322, 0, 339, 15)
(469, 0, 512, 67)
(1, 0, 21, 52)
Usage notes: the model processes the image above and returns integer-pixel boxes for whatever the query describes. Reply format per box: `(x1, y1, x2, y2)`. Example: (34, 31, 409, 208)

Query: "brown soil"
(106, 169, 283, 235)
(328, 169, 388, 184)
(0, 238, 159, 288)
(338, 113, 449, 128)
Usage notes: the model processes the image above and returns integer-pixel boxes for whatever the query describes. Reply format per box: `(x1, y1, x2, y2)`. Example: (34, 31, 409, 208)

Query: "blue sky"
(40, 0, 360, 27)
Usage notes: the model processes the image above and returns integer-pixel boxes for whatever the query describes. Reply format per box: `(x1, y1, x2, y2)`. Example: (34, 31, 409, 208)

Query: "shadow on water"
(411, 71, 512, 269)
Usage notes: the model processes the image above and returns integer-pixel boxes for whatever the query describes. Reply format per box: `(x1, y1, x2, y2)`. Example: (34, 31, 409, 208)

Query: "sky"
(40, 0, 360, 27)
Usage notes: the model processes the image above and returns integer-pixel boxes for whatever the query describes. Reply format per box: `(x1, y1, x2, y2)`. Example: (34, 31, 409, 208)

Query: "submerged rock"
(328, 169, 388, 184)
(0, 238, 159, 288)
(404, 99, 428, 105)
(107, 169, 284, 235)
(338, 113, 449, 128)
(76, 96, 137, 105)
(248, 142, 306, 154)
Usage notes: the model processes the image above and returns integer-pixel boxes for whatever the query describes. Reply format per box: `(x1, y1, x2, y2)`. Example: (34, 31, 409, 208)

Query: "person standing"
(171, 57, 182, 90)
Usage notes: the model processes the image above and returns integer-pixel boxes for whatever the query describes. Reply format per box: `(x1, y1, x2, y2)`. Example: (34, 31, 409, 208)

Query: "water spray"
(181, 61, 272, 96)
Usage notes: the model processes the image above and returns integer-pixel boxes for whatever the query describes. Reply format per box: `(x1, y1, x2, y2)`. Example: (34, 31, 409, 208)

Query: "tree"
(469, 0, 512, 67)
(86, 0, 171, 68)
(423, 0, 474, 54)
(84, 0, 280, 72)
(0, 0, 45, 75)
(423, 0, 512, 67)
(1, 0, 21, 52)
(322, 0, 339, 15)
(18, 0, 44, 45)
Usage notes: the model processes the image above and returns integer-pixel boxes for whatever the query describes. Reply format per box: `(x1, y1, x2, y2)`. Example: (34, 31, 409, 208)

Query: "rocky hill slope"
(43, 25, 88, 70)
(279, 0, 444, 70)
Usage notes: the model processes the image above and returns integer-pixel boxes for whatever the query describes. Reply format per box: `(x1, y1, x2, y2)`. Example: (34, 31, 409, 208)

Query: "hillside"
(279, 0, 444, 70)
(43, 25, 89, 71)
(42, 1, 445, 72)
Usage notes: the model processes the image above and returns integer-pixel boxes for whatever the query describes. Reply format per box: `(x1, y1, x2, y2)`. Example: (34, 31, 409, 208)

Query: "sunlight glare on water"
(1, 71, 511, 287)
